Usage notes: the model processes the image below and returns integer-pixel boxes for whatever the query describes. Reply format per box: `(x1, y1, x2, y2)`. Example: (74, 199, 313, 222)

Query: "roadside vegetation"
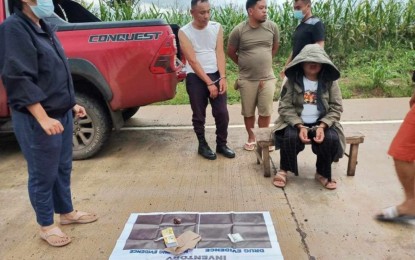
(85, 0, 415, 104)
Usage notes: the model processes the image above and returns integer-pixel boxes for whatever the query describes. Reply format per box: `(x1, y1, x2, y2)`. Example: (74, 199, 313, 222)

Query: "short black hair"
(294, 0, 311, 5)
(191, 0, 209, 9)
(8, 0, 23, 13)
(246, 0, 261, 12)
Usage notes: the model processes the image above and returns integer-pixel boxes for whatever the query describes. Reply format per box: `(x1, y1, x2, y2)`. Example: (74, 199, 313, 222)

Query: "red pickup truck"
(0, 0, 185, 159)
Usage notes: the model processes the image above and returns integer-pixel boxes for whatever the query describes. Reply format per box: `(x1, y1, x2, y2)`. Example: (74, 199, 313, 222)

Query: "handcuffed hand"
(298, 127, 311, 144)
(313, 127, 325, 143)
(208, 85, 219, 99)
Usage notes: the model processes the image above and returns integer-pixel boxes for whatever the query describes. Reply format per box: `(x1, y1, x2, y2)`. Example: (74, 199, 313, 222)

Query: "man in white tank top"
(179, 0, 235, 160)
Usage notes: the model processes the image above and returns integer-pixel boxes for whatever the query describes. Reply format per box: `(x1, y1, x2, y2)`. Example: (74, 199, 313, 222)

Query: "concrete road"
(1, 98, 414, 259)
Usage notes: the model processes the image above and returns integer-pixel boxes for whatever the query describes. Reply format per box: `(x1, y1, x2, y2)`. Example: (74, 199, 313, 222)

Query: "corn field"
(84, 0, 415, 98)
(88, 0, 414, 56)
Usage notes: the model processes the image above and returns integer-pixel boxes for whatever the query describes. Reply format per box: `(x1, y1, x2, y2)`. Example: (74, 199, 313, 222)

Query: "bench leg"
(347, 144, 360, 176)
(256, 144, 262, 164)
(262, 147, 271, 177)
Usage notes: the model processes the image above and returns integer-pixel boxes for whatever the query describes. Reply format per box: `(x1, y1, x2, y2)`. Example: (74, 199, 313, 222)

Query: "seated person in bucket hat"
(272, 44, 346, 190)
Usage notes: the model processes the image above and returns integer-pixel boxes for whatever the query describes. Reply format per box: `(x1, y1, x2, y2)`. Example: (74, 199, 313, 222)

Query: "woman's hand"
(27, 103, 64, 135)
(73, 104, 86, 118)
(38, 117, 64, 135)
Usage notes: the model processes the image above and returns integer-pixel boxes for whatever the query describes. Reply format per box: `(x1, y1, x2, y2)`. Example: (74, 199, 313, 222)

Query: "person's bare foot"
(397, 199, 415, 216)
(375, 205, 415, 223)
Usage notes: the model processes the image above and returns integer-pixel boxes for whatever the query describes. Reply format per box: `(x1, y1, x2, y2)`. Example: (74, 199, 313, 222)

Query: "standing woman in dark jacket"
(0, 0, 97, 247)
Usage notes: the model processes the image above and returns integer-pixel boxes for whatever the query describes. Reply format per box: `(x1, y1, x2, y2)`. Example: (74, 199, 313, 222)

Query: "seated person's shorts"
(237, 78, 276, 117)
(388, 105, 415, 162)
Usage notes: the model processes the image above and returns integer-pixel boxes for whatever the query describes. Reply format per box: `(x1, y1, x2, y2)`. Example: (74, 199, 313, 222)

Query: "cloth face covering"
(30, 0, 54, 19)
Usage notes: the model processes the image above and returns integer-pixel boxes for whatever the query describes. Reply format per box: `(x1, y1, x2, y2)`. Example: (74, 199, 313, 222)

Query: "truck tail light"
(150, 34, 178, 74)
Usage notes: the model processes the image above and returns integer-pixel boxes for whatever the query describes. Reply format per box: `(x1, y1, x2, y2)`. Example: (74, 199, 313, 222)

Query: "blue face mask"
(30, 0, 55, 19)
(293, 10, 305, 20)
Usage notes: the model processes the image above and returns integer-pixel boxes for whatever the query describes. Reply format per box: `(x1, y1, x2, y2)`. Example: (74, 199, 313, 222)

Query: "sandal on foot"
(243, 141, 256, 151)
(60, 210, 98, 225)
(375, 206, 415, 223)
(273, 171, 287, 188)
(39, 227, 71, 247)
(315, 173, 337, 190)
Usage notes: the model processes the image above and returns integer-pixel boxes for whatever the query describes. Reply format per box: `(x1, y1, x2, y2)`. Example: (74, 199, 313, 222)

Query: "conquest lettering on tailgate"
(89, 32, 162, 43)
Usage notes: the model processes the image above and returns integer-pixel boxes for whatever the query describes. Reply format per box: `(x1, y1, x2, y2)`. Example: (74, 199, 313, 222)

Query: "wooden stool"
(252, 128, 365, 177)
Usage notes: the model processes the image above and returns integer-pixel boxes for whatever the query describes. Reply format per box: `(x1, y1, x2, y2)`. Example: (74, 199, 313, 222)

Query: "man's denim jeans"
(11, 109, 74, 226)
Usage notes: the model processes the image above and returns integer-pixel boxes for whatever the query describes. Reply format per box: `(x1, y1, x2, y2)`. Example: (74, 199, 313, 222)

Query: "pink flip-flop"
(243, 141, 256, 151)
(315, 173, 337, 190)
(273, 171, 287, 188)
(39, 227, 71, 247)
(60, 210, 98, 225)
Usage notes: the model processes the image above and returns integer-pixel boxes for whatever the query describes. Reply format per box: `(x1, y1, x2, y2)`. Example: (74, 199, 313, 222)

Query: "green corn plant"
(82, 0, 414, 102)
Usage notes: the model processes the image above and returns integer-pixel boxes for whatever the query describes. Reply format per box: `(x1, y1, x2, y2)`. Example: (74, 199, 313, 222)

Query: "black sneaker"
(198, 143, 217, 160)
(216, 145, 235, 158)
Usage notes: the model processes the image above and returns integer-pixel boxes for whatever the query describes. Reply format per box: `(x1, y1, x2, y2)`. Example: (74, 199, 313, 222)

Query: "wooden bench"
(252, 128, 365, 178)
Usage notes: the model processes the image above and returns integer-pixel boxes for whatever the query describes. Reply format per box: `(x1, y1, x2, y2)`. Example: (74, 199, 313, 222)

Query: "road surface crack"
(270, 157, 315, 260)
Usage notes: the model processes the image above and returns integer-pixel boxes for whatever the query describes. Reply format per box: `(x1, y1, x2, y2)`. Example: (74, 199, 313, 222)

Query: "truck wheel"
(73, 93, 111, 160)
(122, 107, 140, 121)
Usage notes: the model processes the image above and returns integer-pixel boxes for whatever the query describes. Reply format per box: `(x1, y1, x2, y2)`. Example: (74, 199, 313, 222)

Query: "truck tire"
(122, 106, 139, 121)
(73, 93, 111, 160)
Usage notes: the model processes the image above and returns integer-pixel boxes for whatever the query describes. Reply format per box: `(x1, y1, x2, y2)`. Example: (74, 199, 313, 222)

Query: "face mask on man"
(29, 0, 54, 19)
(293, 10, 305, 20)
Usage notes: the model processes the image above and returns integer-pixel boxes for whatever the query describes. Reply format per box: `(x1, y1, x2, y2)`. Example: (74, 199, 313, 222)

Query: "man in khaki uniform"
(227, 0, 279, 151)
